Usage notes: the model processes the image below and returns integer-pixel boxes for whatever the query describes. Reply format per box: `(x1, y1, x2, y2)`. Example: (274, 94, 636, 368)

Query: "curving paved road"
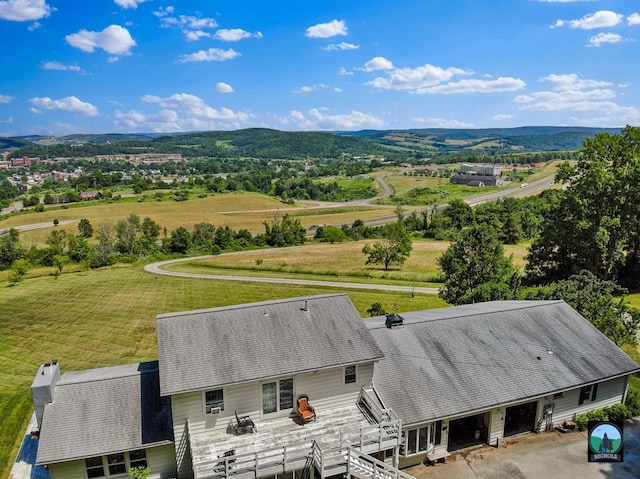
(144, 256, 441, 294)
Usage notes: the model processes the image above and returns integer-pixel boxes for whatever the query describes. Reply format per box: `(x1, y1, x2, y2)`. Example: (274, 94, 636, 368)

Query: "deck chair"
(297, 396, 316, 423)
(235, 410, 256, 434)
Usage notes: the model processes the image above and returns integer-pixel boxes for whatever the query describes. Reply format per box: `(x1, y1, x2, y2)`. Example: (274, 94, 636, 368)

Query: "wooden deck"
(190, 402, 400, 479)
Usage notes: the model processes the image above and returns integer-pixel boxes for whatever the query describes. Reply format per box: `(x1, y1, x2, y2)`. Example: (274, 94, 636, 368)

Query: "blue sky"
(1, 0, 639, 135)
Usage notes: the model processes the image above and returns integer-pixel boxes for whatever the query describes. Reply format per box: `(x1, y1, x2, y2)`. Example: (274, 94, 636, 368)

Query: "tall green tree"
(78, 218, 94, 238)
(0, 228, 24, 270)
(263, 214, 306, 247)
(526, 126, 640, 288)
(362, 222, 413, 270)
(438, 223, 519, 305)
(520, 270, 639, 347)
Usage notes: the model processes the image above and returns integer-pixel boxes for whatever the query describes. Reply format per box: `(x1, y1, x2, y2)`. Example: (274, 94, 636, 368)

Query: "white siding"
(47, 445, 176, 479)
(488, 407, 503, 447)
(147, 444, 179, 479)
(542, 377, 627, 426)
(48, 460, 83, 479)
(170, 361, 376, 479)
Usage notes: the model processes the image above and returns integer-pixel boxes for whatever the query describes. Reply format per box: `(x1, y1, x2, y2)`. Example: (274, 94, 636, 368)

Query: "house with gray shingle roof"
(29, 295, 639, 479)
(367, 300, 640, 466)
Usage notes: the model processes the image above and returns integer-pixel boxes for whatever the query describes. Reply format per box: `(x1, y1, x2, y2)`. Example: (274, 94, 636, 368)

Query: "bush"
(625, 389, 640, 417)
(575, 402, 634, 431)
(603, 404, 630, 422)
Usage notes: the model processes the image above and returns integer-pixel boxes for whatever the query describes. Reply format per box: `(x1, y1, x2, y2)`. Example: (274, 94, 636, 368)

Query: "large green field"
(0, 264, 446, 478)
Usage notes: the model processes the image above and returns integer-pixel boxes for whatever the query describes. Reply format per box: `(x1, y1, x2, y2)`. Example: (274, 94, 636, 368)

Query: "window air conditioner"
(209, 407, 222, 415)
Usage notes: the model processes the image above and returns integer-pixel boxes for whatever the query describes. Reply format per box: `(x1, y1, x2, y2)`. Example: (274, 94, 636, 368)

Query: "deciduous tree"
(526, 126, 640, 288)
(362, 222, 413, 270)
(438, 224, 519, 305)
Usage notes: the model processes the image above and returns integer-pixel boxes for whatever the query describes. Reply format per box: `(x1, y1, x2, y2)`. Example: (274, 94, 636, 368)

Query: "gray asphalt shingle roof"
(367, 300, 640, 427)
(36, 361, 173, 465)
(157, 294, 385, 396)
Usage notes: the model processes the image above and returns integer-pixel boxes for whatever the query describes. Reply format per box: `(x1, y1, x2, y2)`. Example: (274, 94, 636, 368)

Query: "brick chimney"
(31, 360, 61, 430)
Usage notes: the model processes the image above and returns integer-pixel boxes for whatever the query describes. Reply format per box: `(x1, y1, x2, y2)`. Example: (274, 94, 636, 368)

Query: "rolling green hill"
(2, 126, 622, 160)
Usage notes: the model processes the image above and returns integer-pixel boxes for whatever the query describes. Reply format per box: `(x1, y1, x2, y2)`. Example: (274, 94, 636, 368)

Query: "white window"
(579, 384, 598, 405)
(129, 450, 147, 470)
(205, 389, 224, 413)
(262, 378, 294, 414)
(404, 423, 439, 456)
(85, 450, 147, 478)
(85, 457, 105, 478)
(344, 365, 356, 384)
(107, 453, 126, 476)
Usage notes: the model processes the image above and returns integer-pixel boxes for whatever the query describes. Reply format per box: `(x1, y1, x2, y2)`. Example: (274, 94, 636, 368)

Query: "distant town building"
(10, 156, 40, 168)
(450, 163, 503, 186)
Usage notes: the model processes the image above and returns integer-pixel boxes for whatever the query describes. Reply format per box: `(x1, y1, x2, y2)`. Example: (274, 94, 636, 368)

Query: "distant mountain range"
(1, 126, 622, 159)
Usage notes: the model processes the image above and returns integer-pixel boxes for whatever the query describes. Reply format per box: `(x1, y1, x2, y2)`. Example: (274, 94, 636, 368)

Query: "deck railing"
(197, 414, 402, 479)
(345, 447, 415, 479)
(358, 388, 401, 426)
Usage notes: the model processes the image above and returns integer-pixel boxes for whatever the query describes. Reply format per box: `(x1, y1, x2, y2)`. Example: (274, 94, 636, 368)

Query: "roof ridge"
(60, 363, 158, 386)
(157, 293, 348, 320)
(367, 300, 565, 328)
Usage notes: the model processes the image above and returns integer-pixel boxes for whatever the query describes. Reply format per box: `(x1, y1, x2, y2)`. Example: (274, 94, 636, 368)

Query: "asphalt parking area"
(405, 418, 640, 479)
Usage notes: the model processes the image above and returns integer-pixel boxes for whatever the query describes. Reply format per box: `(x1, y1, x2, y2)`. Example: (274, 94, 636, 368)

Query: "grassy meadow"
(172, 240, 530, 284)
(2, 191, 398, 247)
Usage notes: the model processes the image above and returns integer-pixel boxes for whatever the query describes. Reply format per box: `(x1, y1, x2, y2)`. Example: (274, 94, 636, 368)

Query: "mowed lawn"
(0, 264, 446, 478)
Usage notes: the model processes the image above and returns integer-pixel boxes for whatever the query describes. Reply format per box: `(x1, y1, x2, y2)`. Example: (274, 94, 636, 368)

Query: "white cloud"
(0, 94, 14, 103)
(116, 93, 253, 132)
(178, 48, 240, 63)
(29, 96, 99, 116)
(362, 56, 394, 72)
(42, 61, 84, 73)
(541, 73, 612, 91)
(554, 10, 623, 30)
(367, 63, 470, 91)
(588, 32, 623, 47)
(305, 19, 347, 38)
(213, 28, 263, 41)
(66, 25, 136, 55)
(185, 30, 211, 41)
(323, 42, 359, 51)
(513, 73, 635, 125)
(0, 116, 13, 124)
(155, 8, 218, 40)
(141, 93, 251, 121)
(628, 13, 640, 26)
(294, 84, 328, 94)
(285, 108, 384, 130)
(412, 117, 475, 128)
(338, 67, 354, 76)
(216, 82, 234, 93)
(420, 77, 526, 94)
(114, 0, 150, 8)
(333, 87, 343, 93)
(0, 0, 54, 22)
(491, 114, 515, 121)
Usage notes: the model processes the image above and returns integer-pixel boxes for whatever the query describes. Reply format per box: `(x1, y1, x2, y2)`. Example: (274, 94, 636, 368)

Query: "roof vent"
(385, 313, 404, 330)
(301, 299, 308, 312)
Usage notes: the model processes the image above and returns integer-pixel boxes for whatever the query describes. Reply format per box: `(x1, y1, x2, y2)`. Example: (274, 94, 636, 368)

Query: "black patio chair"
(235, 410, 257, 434)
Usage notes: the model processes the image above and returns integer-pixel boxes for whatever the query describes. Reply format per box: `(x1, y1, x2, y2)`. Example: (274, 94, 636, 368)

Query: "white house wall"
(541, 376, 627, 426)
(170, 362, 375, 479)
(46, 444, 176, 479)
